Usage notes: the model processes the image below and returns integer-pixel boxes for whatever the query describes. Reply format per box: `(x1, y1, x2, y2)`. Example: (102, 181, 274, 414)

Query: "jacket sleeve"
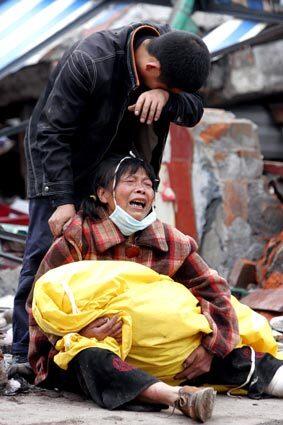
(173, 239, 240, 358)
(162, 92, 204, 127)
(37, 50, 97, 204)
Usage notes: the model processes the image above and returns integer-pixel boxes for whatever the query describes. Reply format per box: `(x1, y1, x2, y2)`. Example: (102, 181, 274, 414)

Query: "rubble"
(241, 288, 283, 322)
(0, 268, 21, 297)
(229, 259, 257, 288)
(190, 108, 283, 281)
(0, 350, 8, 389)
(257, 231, 283, 288)
(205, 39, 283, 105)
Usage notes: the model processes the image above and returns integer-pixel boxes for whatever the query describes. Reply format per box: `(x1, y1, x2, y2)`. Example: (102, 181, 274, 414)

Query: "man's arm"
(37, 50, 97, 205)
(128, 90, 203, 127)
(163, 92, 204, 127)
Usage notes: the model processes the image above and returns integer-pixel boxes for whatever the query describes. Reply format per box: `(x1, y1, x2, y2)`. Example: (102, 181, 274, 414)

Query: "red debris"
(257, 231, 283, 289)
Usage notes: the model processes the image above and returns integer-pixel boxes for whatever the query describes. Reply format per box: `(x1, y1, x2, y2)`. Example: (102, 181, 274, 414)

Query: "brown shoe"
(173, 386, 216, 423)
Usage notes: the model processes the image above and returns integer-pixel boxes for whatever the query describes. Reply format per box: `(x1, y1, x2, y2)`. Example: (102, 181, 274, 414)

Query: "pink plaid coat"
(28, 210, 239, 384)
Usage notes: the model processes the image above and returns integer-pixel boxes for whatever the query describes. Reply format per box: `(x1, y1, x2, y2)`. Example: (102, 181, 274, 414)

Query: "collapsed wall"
(190, 108, 283, 282)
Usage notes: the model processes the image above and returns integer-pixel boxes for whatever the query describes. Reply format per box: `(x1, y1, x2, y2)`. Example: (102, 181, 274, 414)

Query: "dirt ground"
(0, 390, 282, 425)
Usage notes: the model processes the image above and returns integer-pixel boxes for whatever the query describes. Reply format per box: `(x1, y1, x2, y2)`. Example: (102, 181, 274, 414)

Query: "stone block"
(247, 180, 283, 238)
(190, 108, 282, 281)
(222, 180, 248, 227)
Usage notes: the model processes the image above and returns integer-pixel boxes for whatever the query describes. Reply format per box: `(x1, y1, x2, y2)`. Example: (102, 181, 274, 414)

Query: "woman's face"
(98, 167, 155, 221)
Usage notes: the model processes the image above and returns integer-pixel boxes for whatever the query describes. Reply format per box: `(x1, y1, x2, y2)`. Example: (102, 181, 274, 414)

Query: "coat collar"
(126, 24, 160, 90)
(86, 210, 168, 253)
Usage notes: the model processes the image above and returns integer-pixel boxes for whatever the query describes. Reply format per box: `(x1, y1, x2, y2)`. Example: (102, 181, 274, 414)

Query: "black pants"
(12, 198, 54, 356)
(47, 348, 159, 410)
(189, 346, 283, 399)
(46, 347, 283, 411)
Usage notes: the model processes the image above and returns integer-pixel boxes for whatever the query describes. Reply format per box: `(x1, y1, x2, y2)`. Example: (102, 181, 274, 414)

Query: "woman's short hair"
(81, 154, 157, 219)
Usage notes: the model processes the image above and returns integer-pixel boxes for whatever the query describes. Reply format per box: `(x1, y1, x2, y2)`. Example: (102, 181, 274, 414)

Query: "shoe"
(264, 365, 283, 397)
(7, 354, 34, 381)
(173, 386, 216, 423)
(12, 354, 28, 364)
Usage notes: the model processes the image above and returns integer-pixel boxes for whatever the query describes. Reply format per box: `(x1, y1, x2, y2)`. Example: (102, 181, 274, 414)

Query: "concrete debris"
(241, 288, 283, 319)
(0, 268, 20, 297)
(228, 259, 257, 287)
(205, 39, 283, 105)
(0, 350, 8, 389)
(191, 108, 283, 281)
(270, 316, 283, 334)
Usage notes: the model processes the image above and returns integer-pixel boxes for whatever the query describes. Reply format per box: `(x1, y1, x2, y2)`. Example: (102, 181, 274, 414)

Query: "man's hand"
(80, 315, 123, 343)
(174, 346, 213, 381)
(128, 89, 169, 125)
(48, 204, 76, 237)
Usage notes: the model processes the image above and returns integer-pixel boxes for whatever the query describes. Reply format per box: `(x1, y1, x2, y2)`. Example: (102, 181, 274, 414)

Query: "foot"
(173, 386, 216, 423)
(8, 354, 34, 381)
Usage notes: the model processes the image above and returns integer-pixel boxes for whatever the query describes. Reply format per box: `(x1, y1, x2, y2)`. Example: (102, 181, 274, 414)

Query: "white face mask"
(109, 204, 157, 236)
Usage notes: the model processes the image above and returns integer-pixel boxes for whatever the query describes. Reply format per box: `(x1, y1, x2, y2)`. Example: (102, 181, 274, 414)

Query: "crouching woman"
(28, 154, 283, 422)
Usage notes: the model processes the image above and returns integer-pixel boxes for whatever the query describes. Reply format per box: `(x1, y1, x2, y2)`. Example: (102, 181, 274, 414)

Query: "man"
(12, 22, 210, 370)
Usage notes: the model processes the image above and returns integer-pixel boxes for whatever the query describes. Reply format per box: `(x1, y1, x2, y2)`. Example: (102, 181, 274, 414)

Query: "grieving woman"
(29, 154, 283, 423)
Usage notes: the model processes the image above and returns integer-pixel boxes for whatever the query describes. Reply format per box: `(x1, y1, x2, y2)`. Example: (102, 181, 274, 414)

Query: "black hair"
(147, 31, 210, 92)
(81, 154, 157, 219)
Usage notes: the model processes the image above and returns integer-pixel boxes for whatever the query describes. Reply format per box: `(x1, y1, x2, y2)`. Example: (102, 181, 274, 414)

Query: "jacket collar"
(88, 209, 168, 253)
(126, 24, 160, 90)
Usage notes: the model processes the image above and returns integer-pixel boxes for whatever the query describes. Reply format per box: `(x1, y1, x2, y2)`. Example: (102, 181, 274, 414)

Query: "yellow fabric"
(232, 296, 283, 360)
(32, 260, 282, 386)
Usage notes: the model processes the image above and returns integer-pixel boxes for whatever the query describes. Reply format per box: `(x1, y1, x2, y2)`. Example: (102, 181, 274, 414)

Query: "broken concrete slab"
(191, 109, 283, 281)
(206, 39, 283, 106)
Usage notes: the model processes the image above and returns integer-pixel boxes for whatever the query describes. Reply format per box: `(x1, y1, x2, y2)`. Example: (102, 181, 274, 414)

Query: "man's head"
(136, 31, 210, 93)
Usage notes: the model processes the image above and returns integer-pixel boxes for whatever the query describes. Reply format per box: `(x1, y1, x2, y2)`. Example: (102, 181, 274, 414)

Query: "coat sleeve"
(173, 238, 240, 358)
(37, 50, 97, 205)
(27, 234, 81, 373)
(162, 92, 204, 127)
(37, 235, 81, 280)
(27, 234, 80, 314)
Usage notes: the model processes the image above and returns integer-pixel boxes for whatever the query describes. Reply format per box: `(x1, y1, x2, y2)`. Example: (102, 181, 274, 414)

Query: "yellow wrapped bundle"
(32, 260, 282, 386)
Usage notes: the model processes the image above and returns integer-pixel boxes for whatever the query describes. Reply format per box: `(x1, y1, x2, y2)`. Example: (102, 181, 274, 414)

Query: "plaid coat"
(28, 211, 239, 384)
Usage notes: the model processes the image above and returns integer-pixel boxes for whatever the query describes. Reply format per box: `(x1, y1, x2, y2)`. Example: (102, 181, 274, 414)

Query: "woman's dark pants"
(46, 347, 283, 412)
(48, 348, 159, 411)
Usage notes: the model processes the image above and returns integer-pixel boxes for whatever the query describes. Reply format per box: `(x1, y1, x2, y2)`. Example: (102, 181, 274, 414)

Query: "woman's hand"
(174, 346, 213, 381)
(80, 315, 122, 343)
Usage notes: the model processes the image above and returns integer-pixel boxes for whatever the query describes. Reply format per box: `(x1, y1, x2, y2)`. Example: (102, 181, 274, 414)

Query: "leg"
(69, 348, 215, 422)
(188, 346, 283, 399)
(12, 198, 53, 359)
